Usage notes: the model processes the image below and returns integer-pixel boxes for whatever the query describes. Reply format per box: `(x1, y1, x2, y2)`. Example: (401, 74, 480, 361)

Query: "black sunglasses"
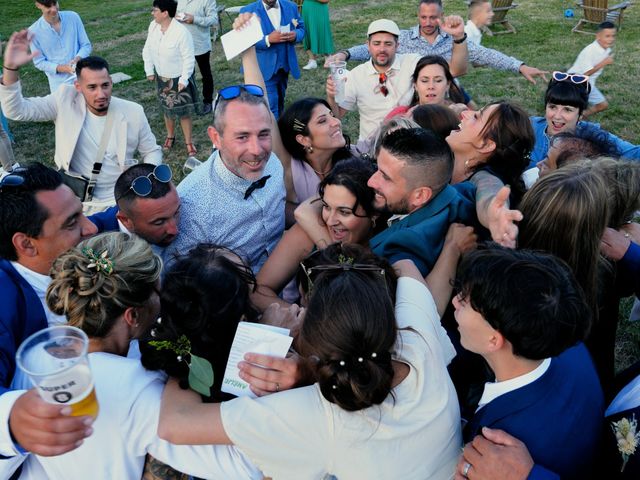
(117, 164, 172, 201)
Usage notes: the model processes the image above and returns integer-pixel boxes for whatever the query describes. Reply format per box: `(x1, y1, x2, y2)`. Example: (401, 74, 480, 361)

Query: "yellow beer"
(69, 385, 99, 418)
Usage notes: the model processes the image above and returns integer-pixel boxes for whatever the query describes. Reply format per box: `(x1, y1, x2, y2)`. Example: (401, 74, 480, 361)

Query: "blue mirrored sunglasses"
(128, 164, 172, 198)
(213, 84, 264, 115)
(0, 173, 26, 192)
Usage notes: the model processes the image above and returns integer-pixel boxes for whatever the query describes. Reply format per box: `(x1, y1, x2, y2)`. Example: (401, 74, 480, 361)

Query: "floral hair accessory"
(612, 415, 640, 472)
(82, 247, 115, 275)
(149, 334, 214, 397)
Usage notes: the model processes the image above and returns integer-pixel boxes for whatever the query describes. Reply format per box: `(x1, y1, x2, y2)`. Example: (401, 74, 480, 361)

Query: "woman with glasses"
(10, 232, 262, 479)
(158, 243, 464, 480)
(143, 0, 199, 157)
(529, 72, 640, 168)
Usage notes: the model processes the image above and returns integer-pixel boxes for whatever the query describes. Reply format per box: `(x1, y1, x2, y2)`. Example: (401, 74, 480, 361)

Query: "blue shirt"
(29, 11, 92, 92)
(529, 116, 640, 168)
(166, 151, 285, 272)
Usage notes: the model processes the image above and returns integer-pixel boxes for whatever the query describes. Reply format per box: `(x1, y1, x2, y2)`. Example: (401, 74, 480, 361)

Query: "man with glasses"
(0, 30, 162, 213)
(0, 163, 98, 464)
(326, 19, 425, 142)
(164, 84, 285, 272)
(89, 163, 180, 250)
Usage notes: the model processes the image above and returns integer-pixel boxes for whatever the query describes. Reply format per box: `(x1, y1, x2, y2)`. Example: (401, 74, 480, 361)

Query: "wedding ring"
(462, 462, 472, 477)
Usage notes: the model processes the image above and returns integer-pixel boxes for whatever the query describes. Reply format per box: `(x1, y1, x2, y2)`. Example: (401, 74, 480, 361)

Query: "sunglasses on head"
(378, 73, 389, 97)
(117, 164, 172, 201)
(299, 260, 385, 295)
(552, 71, 590, 85)
(213, 84, 264, 115)
(0, 169, 26, 192)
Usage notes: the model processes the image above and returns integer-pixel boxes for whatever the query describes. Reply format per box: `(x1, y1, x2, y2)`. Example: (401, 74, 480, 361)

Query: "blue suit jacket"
(88, 205, 119, 233)
(369, 184, 475, 276)
(0, 260, 48, 395)
(464, 344, 604, 480)
(240, 0, 304, 80)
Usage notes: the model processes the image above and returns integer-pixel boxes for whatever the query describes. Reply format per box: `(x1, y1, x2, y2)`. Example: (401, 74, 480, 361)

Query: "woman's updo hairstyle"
(297, 244, 398, 411)
(46, 232, 162, 337)
(139, 244, 259, 401)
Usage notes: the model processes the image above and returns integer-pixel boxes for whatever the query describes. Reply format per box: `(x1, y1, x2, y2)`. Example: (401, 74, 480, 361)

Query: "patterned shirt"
(166, 150, 285, 271)
(347, 26, 522, 73)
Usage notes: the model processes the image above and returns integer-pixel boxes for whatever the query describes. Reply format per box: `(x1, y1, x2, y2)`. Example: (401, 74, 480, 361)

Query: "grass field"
(2, 0, 639, 369)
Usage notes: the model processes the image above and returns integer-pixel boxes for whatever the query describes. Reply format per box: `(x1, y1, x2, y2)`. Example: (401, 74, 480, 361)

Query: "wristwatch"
(453, 33, 467, 44)
(338, 49, 351, 61)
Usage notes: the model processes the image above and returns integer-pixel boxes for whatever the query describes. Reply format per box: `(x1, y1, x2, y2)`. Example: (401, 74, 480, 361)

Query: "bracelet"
(339, 49, 351, 61)
(453, 33, 467, 44)
(2, 65, 18, 71)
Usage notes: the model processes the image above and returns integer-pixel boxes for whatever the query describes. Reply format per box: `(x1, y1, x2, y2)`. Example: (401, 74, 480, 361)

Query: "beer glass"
(16, 325, 99, 418)
(329, 61, 348, 104)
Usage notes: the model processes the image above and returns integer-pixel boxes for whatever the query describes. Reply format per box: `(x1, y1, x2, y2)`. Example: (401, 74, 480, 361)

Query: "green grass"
(2, 0, 640, 368)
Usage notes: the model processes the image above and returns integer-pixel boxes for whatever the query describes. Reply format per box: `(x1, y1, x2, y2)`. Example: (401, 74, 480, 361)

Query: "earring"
(371, 218, 377, 229)
(464, 159, 469, 168)
(305, 145, 314, 154)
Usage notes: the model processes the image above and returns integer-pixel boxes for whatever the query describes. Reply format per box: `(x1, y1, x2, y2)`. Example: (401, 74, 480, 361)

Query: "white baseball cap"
(367, 19, 400, 37)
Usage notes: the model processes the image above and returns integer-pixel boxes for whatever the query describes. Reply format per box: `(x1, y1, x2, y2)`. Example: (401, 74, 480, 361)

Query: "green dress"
(302, 0, 334, 55)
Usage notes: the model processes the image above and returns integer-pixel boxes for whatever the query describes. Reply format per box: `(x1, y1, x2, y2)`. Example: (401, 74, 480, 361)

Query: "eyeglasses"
(213, 84, 264, 116)
(299, 261, 385, 295)
(378, 73, 389, 97)
(0, 172, 25, 192)
(552, 71, 590, 85)
(118, 164, 172, 200)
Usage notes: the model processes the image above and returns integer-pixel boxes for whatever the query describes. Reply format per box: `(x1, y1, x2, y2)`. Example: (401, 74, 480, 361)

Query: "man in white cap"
(326, 18, 448, 142)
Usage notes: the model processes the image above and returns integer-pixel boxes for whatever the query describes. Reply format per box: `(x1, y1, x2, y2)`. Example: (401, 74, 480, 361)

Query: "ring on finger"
(462, 462, 472, 477)
(275, 382, 280, 392)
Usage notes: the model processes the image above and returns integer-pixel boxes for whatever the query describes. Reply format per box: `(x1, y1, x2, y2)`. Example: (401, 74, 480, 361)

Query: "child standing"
(569, 21, 616, 118)
(464, 0, 494, 45)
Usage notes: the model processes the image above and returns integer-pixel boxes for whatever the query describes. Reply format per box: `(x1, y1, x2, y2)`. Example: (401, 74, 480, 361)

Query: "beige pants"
(82, 199, 115, 215)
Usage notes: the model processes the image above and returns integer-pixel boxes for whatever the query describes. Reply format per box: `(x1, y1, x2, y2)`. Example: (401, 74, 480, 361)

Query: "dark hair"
(410, 55, 465, 106)
(597, 21, 616, 31)
(381, 127, 453, 194)
(152, 0, 177, 17)
(317, 157, 376, 218)
(76, 56, 110, 77)
(544, 79, 589, 115)
(419, 0, 442, 8)
(36, 0, 58, 6)
(552, 130, 620, 170)
(411, 104, 460, 139)
(278, 97, 352, 162)
(140, 244, 259, 401)
(455, 245, 591, 359)
(0, 163, 62, 261)
(114, 164, 173, 207)
(475, 101, 534, 205)
(297, 244, 398, 411)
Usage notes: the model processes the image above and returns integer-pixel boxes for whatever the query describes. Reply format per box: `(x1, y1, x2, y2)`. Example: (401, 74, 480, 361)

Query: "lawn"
(2, 0, 639, 368)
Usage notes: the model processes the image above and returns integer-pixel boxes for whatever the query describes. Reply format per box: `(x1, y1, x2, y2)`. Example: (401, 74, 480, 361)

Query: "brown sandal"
(186, 143, 197, 156)
(162, 136, 175, 150)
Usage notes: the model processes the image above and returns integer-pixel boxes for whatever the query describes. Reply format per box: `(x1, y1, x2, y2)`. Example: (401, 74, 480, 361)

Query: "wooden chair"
(572, 0, 632, 35)
(488, 0, 519, 35)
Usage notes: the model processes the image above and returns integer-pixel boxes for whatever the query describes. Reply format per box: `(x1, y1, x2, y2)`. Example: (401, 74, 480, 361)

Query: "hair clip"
(82, 247, 115, 275)
(292, 118, 306, 132)
(337, 254, 355, 265)
(332, 385, 337, 390)
(339, 360, 346, 366)
(371, 352, 377, 358)
(357, 357, 363, 363)
(156, 317, 162, 325)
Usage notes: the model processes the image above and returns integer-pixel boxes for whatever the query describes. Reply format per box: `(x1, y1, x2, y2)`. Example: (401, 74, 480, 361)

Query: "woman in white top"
(159, 243, 463, 480)
(176, 0, 218, 113)
(143, 0, 199, 157)
(10, 232, 260, 479)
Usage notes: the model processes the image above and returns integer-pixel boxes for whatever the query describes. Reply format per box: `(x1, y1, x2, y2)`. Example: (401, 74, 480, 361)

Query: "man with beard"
(368, 127, 474, 276)
(0, 30, 162, 212)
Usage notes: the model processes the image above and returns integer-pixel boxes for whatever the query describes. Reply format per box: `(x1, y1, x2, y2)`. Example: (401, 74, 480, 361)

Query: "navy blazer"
(0, 260, 48, 395)
(464, 344, 604, 480)
(240, 0, 304, 80)
(369, 184, 474, 276)
(88, 205, 120, 233)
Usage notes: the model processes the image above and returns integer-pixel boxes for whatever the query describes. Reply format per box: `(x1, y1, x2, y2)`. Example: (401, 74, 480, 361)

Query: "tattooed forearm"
(142, 454, 189, 480)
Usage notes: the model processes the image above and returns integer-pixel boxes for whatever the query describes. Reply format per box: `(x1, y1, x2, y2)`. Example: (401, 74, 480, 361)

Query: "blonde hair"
(369, 117, 420, 159)
(46, 232, 162, 337)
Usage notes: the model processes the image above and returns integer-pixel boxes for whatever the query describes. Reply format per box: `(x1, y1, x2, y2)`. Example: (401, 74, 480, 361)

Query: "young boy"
(569, 21, 616, 117)
(464, 0, 494, 45)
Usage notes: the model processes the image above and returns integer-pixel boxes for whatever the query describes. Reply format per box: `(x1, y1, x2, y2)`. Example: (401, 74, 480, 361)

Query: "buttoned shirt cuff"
(264, 35, 271, 48)
(0, 390, 28, 457)
(178, 76, 190, 88)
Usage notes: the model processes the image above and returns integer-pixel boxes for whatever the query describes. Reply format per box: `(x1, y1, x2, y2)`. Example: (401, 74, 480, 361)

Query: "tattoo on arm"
(142, 454, 189, 480)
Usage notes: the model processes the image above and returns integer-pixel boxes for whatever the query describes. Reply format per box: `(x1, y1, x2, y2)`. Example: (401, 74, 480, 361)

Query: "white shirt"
(477, 358, 551, 411)
(176, 0, 218, 55)
(341, 53, 419, 141)
(221, 277, 461, 480)
(569, 39, 611, 85)
(464, 20, 482, 45)
(142, 19, 195, 87)
(262, 0, 281, 30)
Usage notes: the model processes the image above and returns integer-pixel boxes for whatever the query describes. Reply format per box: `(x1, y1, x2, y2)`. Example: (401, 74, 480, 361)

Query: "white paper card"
(220, 15, 264, 61)
(221, 322, 292, 398)
(279, 24, 290, 33)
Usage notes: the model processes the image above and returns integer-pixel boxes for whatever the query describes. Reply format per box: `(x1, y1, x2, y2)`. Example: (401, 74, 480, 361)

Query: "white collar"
(477, 358, 551, 411)
(10, 261, 52, 295)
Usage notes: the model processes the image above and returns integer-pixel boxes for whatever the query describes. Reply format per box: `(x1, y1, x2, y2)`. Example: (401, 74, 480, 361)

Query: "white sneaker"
(303, 59, 317, 70)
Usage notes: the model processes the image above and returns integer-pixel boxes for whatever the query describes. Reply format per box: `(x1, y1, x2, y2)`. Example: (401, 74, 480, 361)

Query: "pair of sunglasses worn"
(0, 167, 28, 192)
(117, 164, 172, 201)
(552, 71, 591, 93)
(299, 261, 385, 295)
(213, 84, 264, 115)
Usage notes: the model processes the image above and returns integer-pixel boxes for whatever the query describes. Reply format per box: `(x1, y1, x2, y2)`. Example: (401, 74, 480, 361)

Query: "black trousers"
(195, 50, 214, 104)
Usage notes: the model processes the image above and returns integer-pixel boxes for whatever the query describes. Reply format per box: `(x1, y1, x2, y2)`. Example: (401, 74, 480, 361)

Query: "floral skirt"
(155, 73, 201, 118)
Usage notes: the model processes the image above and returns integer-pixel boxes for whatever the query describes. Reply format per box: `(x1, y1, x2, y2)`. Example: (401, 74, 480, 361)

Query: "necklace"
(311, 166, 332, 176)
